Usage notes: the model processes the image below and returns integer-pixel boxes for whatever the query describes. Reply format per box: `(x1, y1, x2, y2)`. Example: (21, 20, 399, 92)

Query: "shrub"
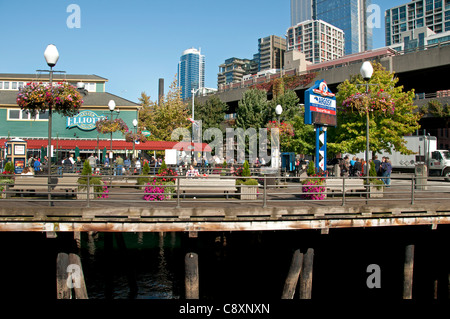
(137, 161, 151, 186)
(306, 161, 315, 176)
(77, 160, 104, 197)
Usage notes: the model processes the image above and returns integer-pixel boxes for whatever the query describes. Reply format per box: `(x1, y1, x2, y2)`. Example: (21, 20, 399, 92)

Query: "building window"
(3, 82, 9, 90)
(7, 109, 48, 121)
(11, 82, 17, 90)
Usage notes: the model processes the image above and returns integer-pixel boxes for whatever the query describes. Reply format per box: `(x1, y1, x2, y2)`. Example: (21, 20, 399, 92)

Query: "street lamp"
(360, 61, 374, 182)
(43, 44, 59, 206)
(191, 88, 201, 163)
(275, 104, 283, 125)
(108, 99, 117, 175)
(132, 118, 138, 160)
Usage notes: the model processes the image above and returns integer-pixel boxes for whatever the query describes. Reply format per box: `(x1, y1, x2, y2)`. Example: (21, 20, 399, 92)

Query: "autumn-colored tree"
(330, 62, 422, 156)
(139, 76, 190, 141)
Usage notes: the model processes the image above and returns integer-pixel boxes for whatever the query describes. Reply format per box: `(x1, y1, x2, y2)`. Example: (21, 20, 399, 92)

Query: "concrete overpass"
(197, 44, 450, 107)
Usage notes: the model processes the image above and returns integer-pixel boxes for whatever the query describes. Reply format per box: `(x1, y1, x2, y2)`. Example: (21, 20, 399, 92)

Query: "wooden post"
(74, 231, 81, 250)
(281, 249, 303, 299)
(185, 252, 199, 299)
(403, 244, 415, 299)
(299, 248, 314, 299)
(68, 253, 88, 299)
(56, 253, 71, 299)
(104, 232, 114, 299)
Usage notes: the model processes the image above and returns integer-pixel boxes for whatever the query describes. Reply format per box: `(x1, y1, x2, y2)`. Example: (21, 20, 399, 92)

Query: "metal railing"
(1, 173, 449, 209)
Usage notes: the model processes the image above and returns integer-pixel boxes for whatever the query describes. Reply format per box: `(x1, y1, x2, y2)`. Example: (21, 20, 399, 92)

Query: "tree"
(235, 88, 269, 130)
(194, 95, 228, 134)
(331, 62, 422, 156)
(268, 89, 302, 122)
(139, 76, 190, 141)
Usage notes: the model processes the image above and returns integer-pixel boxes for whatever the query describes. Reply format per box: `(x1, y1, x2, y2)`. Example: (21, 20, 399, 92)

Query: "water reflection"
(82, 232, 181, 299)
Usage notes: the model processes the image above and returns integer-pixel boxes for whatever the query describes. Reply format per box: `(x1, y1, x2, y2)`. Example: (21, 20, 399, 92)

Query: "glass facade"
(177, 48, 205, 100)
(291, 0, 372, 55)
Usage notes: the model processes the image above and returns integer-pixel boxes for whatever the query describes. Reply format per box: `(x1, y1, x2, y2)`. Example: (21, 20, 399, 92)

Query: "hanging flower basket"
(16, 82, 83, 116)
(96, 118, 129, 134)
(342, 90, 395, 115)
(125, 131, 148, 143)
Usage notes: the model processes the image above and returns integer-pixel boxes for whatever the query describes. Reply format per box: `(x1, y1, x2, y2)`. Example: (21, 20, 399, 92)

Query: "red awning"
(0, 138, 211, 152)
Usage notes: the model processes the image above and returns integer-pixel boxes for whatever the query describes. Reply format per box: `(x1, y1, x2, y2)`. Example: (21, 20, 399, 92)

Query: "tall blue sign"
(304, 80, 337, 173)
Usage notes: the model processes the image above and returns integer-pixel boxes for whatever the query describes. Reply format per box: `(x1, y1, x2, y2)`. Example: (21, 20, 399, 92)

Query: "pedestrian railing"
(1, 172, 449, 209)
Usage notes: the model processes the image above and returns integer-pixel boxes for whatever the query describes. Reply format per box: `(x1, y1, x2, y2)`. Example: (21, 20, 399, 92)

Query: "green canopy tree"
(139, 76, 190, 141)
(330, 62, 422, 156)
(194, 95, 228, 134)
(235, 88, 269, 130)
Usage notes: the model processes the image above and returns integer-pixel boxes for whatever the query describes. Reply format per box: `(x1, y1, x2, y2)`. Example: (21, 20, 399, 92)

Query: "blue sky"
(0, 0, 407, 103)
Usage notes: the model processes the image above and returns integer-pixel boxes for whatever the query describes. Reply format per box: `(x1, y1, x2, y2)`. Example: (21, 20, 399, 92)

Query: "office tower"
(385, 0, 450, 48)
(258, 35, 287, 71)
(290, 0, 373, 55)
(177, 48, 205, 100)
(291, 0, 314, 26)
(217, 57, 258, 86)
(287, 19, 345, 63)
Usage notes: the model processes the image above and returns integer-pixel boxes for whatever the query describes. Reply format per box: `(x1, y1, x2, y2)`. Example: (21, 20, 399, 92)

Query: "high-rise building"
(290, 0, 373, 55)
(385, 0, 450, 48)
(290, 0, 314, 27)
(258, 35, 287, 71)
(177, 48, 205, 100)
(217, 57, 258, 86)
(286, 19, 345, 63)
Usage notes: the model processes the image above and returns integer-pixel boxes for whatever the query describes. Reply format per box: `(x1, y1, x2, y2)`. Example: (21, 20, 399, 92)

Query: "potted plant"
(235, 160, 258, 200)
(77, 160, 104, 199)
(0, 162, 15, 199)
(366, 160, 384, 198)
(301, 162, 326, 200)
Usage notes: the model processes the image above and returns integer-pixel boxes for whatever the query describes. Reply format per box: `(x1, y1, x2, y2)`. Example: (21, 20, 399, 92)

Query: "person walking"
(115, 155, 124, 176)
(381, 157, 392, 186)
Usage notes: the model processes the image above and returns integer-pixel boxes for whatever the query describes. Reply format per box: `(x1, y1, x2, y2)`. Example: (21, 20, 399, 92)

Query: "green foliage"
(306, 161, 315, 176)
(235, 89, 269, 130)
(4, 162, 14, 174)
(267, 89, 302, 122)
(158, 160, 168, 174)
(236, 178, 259, 186)
(139, 76, 190, 141)
(77, 160, 103, 194)
(137, 161, 151, 185)
(162, 181, 176, 199)
(195, 95, 228, 134)
(332, 62, 421, 155)
(242, 160, 251, 177)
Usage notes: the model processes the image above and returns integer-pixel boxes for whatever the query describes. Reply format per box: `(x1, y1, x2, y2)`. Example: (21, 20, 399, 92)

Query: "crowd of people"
(339, 155, 392, 186)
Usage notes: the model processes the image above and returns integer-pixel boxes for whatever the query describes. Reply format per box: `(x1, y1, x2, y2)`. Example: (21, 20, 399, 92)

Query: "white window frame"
(7, 109, 48, 121)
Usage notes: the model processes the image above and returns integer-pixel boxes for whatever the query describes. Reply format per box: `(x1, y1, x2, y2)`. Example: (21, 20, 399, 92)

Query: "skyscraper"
(290, 0, 373, 55)
(287, 20, 345, 63)
(385, 0, 450, 49)
(177, 48, 205, 100)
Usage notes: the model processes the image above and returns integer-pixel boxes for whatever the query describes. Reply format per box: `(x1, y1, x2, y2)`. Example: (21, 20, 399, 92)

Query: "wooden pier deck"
(0, 175, 449, 233)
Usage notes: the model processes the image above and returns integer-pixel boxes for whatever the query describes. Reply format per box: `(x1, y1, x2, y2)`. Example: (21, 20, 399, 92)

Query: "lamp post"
(191, 88, 201, 163)
(360, 61, 374, 182)
(42, 44, 60, 206)
(132, 118, 138, 160)
(108, 99, 117, 176)
(275, 104, 283, 171)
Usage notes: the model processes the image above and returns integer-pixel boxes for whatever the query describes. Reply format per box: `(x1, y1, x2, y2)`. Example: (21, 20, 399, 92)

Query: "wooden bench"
(179, 178, 237, 199)
(12, 176, 57, 196)
(55, 175, 79, 197)
(325, 178, 366, 196)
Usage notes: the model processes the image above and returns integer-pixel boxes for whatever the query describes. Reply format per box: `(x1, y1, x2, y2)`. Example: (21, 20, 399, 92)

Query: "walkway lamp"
(360, 61, 374, 181)
(132, 118, 138, 160)
(108, 99, 116, 175)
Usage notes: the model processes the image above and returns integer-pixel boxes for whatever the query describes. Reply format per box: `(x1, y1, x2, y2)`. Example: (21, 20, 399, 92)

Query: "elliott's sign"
(66, 111, 105, 131)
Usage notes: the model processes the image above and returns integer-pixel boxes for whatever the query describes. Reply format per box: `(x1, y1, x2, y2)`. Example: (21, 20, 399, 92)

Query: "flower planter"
(369, 184, 384, 198)
(77, 186, 95, 200)
(240, 185, 258, 200)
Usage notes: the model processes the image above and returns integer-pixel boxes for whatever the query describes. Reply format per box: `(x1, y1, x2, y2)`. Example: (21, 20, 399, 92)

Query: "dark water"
(0, 225, 448, 301)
